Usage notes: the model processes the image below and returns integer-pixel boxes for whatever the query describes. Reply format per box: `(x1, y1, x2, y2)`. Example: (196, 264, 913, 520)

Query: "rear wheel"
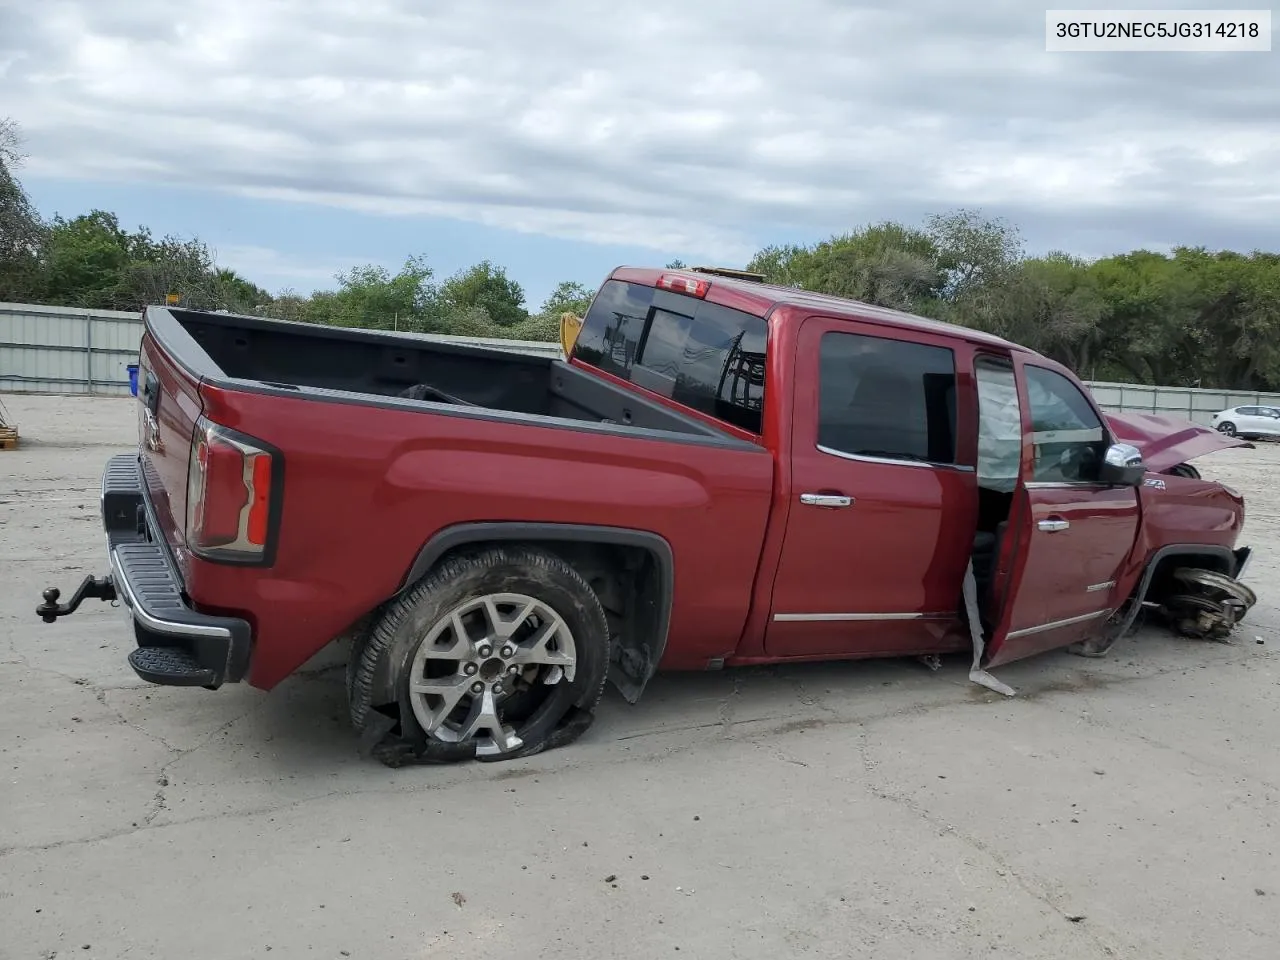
(1217, 421, 1237, 437)
(349, 545, 611, 766)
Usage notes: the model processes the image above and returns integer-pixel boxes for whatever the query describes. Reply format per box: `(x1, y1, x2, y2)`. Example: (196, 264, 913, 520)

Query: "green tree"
(1170, 248, 1280, 390)
(507, 311, 562, 342)
(994, 254, 1107, 373)
(439, 259, 527, 328)
(0, 118, 46, 301)
(40, 211, 134, 308)
(1088, 250, 1200, 385)
(125, 230, 220, 309)
(320, 255, 439, 331)
(924, 208, 1024, 329)
(747, 223, 943, 313)
(209, 268, 273, 314)
(537, 280, 593, 319)
(746, 243, 812, 288)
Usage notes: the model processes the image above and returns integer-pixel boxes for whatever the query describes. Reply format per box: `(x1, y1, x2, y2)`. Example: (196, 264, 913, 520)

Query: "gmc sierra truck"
(36, 266, 1257, 765)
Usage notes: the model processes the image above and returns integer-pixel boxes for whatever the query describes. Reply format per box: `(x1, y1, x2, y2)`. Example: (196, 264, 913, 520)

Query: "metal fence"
(1086, 381, 1280, 427)
(3, 301, 1276, 424)
(0, 302, 562, 396)
(1, 302, 145, 396)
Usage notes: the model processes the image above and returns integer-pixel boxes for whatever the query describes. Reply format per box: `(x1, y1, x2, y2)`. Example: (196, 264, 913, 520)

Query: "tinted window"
(817, 332, 956, 465)
(1025, 366, 1107, 483)
(1237, 406, 1259, 416)
(573, 280, 767, 432)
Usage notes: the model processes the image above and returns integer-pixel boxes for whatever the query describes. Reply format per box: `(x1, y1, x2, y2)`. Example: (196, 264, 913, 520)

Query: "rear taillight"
(186, 417, 278, 563)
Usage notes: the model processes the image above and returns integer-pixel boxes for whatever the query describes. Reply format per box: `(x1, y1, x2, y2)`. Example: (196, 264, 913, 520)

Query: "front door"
(983, 360, 1141, 667)
(765, 318, 977, 658)
(1244, 406, 1280, 438)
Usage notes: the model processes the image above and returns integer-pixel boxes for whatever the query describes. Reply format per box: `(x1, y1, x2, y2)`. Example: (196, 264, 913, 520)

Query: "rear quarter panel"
(190, 387, 775, 689)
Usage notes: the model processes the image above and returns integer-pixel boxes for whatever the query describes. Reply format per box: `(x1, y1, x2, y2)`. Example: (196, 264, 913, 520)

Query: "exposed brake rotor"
(1157, 567, 1256, 641)
(1171, 568, 1257, 612)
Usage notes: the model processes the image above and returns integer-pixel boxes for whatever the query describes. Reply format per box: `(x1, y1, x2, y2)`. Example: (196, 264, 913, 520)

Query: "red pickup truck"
(37, 266, 1257, 765)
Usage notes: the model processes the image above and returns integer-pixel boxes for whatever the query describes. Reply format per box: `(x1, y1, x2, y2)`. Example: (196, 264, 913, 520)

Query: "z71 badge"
(1143, 477, 1167, 490)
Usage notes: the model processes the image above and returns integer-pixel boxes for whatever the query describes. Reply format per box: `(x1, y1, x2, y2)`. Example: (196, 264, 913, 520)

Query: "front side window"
(1025, 365, 1108, 483)
(573, 280, 767, 432)
(817, 331, 957, 465)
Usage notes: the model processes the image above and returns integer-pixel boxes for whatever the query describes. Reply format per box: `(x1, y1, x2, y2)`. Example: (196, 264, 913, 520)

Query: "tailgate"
(136, 330, 204, 572)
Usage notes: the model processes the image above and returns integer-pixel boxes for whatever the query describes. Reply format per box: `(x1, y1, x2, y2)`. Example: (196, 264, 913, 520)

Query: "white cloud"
(3, 0, 1278, 261)
(211, 244, 355, 292)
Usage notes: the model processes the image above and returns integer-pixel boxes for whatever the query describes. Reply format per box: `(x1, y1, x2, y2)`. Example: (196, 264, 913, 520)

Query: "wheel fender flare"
(1113, 542, 1240, 637)
(399, 522, 675, 699)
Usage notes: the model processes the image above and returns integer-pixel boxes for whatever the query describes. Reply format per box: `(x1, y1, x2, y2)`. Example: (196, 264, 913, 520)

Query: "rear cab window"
(572, 280, 767, 433)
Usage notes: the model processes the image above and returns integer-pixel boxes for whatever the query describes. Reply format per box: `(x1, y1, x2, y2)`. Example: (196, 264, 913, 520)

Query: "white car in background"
(1212, 404, 1280, 439)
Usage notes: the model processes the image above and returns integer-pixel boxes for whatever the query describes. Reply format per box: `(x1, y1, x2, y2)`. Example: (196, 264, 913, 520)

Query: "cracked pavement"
(2, 394, 1279, 959)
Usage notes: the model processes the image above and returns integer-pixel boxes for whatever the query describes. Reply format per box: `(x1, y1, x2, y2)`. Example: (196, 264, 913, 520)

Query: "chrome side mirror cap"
(1100, 442, 1145, 486)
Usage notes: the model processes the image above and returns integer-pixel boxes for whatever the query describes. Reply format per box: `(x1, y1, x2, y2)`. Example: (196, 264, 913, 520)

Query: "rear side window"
(573, 280, 767, 432)
(817, 331, 957, 465)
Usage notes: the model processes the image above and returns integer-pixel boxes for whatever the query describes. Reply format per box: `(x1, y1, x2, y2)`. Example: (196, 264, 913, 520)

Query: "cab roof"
(609, 266, 1022, 353)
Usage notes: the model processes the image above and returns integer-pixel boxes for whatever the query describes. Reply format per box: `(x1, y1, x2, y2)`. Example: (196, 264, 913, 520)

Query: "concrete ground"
(1, 393, 1277, 960)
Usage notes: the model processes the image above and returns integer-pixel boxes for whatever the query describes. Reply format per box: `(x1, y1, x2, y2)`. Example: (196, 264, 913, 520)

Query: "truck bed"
(134, 304, 776, 692)
(170, 309, 733, 441)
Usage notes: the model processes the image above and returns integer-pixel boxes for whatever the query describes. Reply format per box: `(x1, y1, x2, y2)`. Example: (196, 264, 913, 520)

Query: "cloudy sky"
(3, 0, 1276, 308)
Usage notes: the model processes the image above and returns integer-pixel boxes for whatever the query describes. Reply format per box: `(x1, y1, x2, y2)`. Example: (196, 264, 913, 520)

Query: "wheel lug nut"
(470, 681, 484, 694)
(500, 645, 514, 658)
(464, 663, 478, 675)
(507, 664, 520, 675)
(493, 682, 503, 695)
(478, 645, 492, 658)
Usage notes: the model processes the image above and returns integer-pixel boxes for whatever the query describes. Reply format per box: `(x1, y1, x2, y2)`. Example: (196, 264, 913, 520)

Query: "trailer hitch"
(36, 576, 116, 623)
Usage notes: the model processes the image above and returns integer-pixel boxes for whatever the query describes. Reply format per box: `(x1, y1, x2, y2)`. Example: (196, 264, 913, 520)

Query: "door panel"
(982, 360, 1141, 668)
(984, 484, 1139, 666)
(1258, 407, 1280, 436)
(767, 452, 976, 656)
(765, 319, 977, 658)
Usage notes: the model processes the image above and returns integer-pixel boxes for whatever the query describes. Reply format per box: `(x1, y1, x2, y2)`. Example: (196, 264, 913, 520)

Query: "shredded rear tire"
(349, 545, 611, 766)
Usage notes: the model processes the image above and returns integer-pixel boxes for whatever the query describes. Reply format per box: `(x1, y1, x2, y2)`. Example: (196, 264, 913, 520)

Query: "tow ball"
(36, 576, 116, 623)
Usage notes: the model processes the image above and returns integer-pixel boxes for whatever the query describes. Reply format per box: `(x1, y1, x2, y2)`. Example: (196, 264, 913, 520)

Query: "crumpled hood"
(1105, 411, 1251, 472)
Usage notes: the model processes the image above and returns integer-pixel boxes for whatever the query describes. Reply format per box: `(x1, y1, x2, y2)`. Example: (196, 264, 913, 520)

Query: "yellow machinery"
(559, 312, 584, 358)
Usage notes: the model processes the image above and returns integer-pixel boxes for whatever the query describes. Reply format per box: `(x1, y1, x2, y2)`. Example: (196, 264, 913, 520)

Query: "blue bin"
(127, 364, 139, 397)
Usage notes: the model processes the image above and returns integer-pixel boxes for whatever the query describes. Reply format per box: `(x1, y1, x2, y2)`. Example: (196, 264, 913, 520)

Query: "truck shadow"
(212, 624, 1257, 771)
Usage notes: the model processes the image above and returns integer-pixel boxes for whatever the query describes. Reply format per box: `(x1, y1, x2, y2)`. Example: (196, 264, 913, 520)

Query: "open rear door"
(982, 360, 1141, 669)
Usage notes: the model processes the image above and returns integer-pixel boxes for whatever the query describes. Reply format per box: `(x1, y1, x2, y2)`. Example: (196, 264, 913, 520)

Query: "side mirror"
(1099, 442, 1145, 486)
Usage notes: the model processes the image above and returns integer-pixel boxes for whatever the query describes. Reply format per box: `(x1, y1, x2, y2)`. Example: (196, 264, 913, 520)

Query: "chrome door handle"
(1038, 518, 1070, 532)
(800, 493, 853, 508)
